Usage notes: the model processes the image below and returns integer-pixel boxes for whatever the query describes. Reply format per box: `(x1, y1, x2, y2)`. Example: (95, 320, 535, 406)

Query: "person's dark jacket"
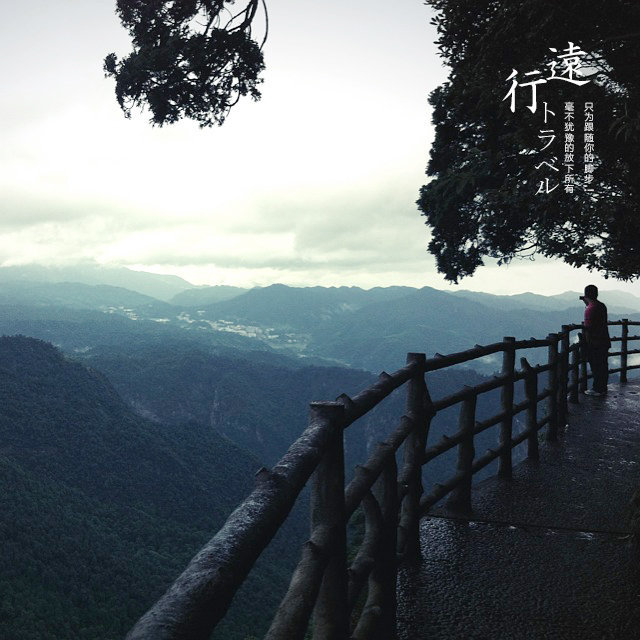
(584, 299, 611, 349)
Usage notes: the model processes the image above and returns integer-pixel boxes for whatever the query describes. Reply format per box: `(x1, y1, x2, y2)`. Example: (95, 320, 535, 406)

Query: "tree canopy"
(419, 0, 640, 282)
(104, 0, 267, 127)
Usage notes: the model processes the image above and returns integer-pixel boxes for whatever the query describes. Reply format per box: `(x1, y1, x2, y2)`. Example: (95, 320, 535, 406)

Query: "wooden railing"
(126, 319, 640, 640)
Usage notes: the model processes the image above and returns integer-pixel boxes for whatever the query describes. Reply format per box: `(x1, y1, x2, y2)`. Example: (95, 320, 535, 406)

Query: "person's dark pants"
(587, 345, 609, 393)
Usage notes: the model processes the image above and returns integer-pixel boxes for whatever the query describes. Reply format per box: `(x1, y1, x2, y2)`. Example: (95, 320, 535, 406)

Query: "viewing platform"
(398, 382, 640, 640)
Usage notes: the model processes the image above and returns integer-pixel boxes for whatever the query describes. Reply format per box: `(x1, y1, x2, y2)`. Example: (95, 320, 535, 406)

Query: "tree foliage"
(104, 0, 267, 126)
(419, 0, 640, 282)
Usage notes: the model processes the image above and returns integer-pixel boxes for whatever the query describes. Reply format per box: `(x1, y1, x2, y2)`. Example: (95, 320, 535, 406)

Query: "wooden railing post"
(446, 391, 476, 512)
(546, 333, 559, 442)
(621, 319, 629, 383)
(578, 332, 588, 393)
(570, 340, 580, 404)
(353, 455, 398, 640)
(499, 337, 516, 478)
(399, 353, 432, 564)
(558, 326, 570, 425)
(521, 358, 539, 461)
(310, 402, 348, 640)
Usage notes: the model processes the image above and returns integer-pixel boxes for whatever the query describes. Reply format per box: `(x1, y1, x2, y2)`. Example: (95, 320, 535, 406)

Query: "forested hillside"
(0, 336, 303, 640)
(78, 337, 507, 488)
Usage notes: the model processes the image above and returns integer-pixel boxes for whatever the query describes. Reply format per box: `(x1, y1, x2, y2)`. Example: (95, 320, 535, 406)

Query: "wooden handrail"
(126, 320, 639, 640)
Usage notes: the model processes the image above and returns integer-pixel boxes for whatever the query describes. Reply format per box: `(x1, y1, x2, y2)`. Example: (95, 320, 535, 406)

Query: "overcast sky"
(1, 0, 638, 296)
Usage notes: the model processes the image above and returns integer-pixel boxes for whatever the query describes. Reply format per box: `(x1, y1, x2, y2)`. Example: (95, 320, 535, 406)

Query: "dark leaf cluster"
(420, 0, 640, 282)
(104, 0, 266, 126)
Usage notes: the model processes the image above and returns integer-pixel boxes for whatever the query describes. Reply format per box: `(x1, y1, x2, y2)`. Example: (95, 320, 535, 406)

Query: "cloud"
(0, 0, 445, 289)
(65, 178, 431, 273)
(0, 160, 433, 271)
(0, 194, 123, 231)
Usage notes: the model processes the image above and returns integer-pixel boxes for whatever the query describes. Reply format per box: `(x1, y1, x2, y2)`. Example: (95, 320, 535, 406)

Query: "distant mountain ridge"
(451, 288, 640, 314)
(197, 283, 417, 330)
(2, 263, 638, 312)
(0, 280, 172, 314)
(170, 285, 247, 306)
(0, 263, 195, 301)
(2, 265, 639, 374)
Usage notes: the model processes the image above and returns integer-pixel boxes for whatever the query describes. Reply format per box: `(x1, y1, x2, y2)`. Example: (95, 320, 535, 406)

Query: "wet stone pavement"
(397, 382, 640, 640)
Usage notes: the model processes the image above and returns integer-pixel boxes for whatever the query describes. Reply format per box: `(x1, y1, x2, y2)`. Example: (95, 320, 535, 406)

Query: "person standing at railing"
(580, 284, 611, 396)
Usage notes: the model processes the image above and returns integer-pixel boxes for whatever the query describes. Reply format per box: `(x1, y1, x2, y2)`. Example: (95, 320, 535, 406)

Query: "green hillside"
(79, 337, 504, 488)
(0, 336, 302, 640)
(0, 281, 169, 314)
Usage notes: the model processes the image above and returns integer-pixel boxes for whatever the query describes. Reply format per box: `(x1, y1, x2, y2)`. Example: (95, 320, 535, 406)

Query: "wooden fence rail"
(126, 319, 640, 640)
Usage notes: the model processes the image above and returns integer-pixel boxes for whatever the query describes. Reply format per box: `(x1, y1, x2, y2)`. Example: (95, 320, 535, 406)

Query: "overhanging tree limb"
(104, 0, 267, 127)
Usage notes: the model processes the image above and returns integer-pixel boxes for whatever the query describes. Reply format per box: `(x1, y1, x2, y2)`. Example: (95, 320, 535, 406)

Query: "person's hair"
(584, 284, 599, 299)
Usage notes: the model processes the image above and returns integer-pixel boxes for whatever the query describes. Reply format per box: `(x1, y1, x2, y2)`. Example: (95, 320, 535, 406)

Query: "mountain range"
(1, 265, 638, 374)
(0, 263, 195, 302)
(1, 264, 638, 639)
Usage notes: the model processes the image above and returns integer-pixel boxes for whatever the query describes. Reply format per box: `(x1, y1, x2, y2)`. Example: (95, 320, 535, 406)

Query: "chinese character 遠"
(547, 42, 591, 86)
